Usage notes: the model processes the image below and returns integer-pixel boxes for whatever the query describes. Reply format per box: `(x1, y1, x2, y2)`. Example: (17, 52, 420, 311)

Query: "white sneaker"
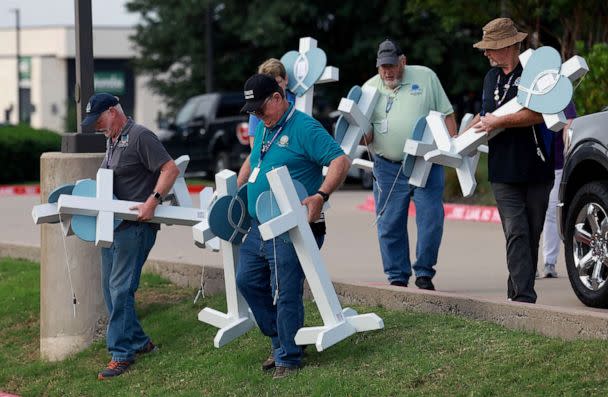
(543, 263, 558, 278)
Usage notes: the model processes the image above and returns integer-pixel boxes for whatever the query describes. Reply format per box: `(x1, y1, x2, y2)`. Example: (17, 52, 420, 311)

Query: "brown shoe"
(262, 352, 275, 371)
(272, 365, 299, 379)
(137, 340, 158, 356)
(98, 360, 131, 380)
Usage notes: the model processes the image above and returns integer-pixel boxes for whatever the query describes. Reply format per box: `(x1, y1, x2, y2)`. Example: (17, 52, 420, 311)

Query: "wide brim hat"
(473, 18, 528, 50)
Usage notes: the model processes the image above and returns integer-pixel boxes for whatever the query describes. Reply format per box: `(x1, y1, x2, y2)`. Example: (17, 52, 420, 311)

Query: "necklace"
(494, 73, 515, 107)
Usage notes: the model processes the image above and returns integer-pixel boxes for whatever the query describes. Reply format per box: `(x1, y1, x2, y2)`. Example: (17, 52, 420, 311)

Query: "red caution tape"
(357, 195, 500, 224)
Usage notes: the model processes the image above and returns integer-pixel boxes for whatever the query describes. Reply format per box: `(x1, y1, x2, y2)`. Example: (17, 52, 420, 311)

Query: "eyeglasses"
(247, 95, 273, 117)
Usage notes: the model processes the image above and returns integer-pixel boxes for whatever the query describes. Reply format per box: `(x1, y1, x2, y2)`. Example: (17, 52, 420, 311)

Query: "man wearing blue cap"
(82, 93, 179, 379)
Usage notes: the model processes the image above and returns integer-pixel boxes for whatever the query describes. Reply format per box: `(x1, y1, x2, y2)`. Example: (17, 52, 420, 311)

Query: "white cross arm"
(351, 158, 373, 172)
(57, 195, 205, 226)
(167, 155, 193, 207)
(319, 67, 339, 84)
(337, 86, 379, 158)
(32, 203, 60, 224)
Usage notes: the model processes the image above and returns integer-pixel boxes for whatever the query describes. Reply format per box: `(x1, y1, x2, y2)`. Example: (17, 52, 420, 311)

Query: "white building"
(0, 26, 164, 132)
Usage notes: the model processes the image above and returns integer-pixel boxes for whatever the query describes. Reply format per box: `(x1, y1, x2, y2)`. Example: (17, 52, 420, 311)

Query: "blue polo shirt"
(247, 103, 344, 219)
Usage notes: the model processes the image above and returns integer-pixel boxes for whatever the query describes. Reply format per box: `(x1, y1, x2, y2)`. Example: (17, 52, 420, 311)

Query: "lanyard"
(105, 119, 133, 168)
(385, 84, 403, 114)
(259, 105, 296, 163)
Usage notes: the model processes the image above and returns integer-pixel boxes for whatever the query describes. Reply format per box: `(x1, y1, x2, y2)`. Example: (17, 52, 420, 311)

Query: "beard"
(383, 78, 401, 89)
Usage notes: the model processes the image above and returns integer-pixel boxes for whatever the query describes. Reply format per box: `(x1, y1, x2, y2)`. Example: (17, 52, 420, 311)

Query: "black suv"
(558, 109, 608, 307)
(158, 92, 250, 176)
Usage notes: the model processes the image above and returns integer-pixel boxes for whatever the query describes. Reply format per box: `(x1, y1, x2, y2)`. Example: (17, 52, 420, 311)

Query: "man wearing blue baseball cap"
(83, 92, 180, 379)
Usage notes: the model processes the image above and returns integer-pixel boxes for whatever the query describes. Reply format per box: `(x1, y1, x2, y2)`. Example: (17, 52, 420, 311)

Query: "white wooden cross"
(33, 156, 218, 249)
(290, 37, 339, 115)
(195, 170, 255, 348)
(257, 166, 384, 351)
(336, 85, 379, 173)
(409, 48, 588, 197)
(166, 155, 192, 207)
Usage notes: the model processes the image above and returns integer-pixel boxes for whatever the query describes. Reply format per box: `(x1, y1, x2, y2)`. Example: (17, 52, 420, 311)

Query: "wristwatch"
(151, 191, 163, 204)
(316, 190, 330, 202)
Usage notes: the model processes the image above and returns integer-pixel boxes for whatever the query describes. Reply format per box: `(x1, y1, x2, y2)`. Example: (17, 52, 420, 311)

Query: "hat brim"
(81, 112, 102, 127)
(473, 32, 528, 50)
(240, 98, 266, 114)
(376, 55, 400, 67)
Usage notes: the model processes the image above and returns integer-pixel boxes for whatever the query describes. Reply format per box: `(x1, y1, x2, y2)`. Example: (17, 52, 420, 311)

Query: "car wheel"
(564, 181, 608, 308)
(213, 151, 230, 176)
(360, 169, 373, 190)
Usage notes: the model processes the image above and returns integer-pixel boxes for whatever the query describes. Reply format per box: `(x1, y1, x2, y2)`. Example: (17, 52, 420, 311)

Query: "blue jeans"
(373, 156, 445, 284)
(100, 222, 157, 362)
(236, 220, 324, 368)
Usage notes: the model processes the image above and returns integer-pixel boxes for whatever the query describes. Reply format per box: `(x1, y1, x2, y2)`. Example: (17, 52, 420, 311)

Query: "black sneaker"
(415, 276, 435, 291)
(98, 360, 131, 380)
(390, 280, 408, 287)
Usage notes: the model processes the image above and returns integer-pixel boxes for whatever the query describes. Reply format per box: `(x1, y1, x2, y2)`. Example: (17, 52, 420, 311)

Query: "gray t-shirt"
(101, 118, 172, 203)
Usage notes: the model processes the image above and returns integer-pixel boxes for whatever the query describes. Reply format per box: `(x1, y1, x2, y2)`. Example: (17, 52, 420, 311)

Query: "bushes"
(0, 124, 61, 183)
(443, 153, 496, 205)
(574, 42, 608, 116)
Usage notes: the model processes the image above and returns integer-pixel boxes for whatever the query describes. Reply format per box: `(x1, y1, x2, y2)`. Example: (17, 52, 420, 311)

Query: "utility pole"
(10, 8, 21, 124)
(205, 3, 214, 93)
(61, 0, 105, 152)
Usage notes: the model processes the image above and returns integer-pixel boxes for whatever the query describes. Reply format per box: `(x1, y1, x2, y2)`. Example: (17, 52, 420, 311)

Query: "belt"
(376, 155, 402, 164)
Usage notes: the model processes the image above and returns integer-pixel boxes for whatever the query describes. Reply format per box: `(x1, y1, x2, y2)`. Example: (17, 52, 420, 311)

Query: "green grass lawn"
(2, 257, 608, 396)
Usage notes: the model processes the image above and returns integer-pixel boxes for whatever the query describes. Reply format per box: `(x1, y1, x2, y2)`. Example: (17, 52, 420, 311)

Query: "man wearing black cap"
(363, 39, 456, 291)
(235, 74, 351, 379)
(82, 92, 179, 379)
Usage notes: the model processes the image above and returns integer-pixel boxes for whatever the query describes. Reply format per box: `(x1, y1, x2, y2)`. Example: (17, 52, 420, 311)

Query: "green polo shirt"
(363, 65, 454, 161)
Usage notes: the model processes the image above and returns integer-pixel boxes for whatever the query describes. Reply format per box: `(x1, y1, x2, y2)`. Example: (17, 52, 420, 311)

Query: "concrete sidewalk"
(3, 189, 599, 310)
(4, 188, 608, 338)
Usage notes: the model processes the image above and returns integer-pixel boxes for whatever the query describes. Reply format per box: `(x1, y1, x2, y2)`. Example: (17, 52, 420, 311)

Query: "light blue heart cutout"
(208, 184, 251, 245)
(281, 47, 327, 97)
(70, 179, 122, 243)
(516, 46, 572, 114)
(334, 85, 363, 146)
(256, 179, 308, 243)
(402, 117, 427, 178)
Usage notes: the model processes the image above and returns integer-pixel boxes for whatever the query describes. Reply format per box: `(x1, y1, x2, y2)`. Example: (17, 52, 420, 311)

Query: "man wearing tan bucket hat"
(468, 18, 555, 304)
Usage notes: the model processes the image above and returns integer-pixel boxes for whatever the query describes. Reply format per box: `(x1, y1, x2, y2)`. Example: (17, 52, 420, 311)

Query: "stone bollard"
(39, 152, 106, 361)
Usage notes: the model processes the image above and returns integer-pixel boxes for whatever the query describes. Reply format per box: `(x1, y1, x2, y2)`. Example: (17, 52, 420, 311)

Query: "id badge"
(377, 118, 388, 134)
(249, 167, 260, 183)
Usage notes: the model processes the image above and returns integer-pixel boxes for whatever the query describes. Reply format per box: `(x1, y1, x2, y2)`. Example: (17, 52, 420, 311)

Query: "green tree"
(573, 42, 608, 115)
(126, 0, 491, 117)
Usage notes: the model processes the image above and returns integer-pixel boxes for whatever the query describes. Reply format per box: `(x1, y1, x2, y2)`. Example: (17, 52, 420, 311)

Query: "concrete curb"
(4, 242, 608, 341)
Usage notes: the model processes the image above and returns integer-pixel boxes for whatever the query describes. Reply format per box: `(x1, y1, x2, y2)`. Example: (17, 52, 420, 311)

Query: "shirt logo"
(514, 76, 521, 87)
(410, 84, 423, 95)
(278, 135, 289, 147)
(117, 134, 129, 148)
